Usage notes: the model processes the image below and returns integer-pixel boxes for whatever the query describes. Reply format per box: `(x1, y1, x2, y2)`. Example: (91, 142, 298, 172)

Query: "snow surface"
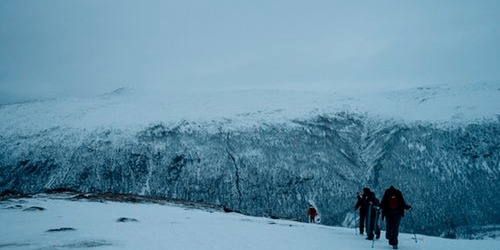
(1, 83, 499, 136)
(0, 195, 498, 250)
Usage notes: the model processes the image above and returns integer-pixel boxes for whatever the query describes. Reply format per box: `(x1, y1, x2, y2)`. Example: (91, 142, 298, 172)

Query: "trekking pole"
(355, 219, 358, 235)
(371, 208, 378, 248)
(409, 208, 418, 243)
(367, 204, 372, 240)
(356, 209, 360, 235)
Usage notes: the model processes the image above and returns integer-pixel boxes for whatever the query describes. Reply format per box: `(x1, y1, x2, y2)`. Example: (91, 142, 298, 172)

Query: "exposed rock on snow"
(23, 206, 46, 212)
(46, 227, 76, 232)
(117, 217, 139, 223)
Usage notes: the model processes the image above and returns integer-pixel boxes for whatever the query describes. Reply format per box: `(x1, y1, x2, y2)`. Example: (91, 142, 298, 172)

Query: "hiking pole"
(371, 224, 375, 248)
(409, 208, 418, 243)
(354, 192, 360, 235)
(356, 208, 360, 235)
(367, 204, 372, 240)
(371, 208, 378, 248)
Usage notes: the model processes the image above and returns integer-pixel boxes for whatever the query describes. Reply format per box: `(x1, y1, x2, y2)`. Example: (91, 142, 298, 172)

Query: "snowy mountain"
(1, 194, 498, 250)
(1, 82, 499, 238)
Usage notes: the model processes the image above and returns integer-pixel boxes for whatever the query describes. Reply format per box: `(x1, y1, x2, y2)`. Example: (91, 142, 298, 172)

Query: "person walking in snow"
(364, 189, 381, 240)
(380, 186, 411, 249)
(307, 204, 317, 223)
(353, 188, 369, 235)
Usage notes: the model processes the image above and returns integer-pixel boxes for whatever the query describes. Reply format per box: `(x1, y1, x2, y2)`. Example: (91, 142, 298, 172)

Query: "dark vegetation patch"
(69, 192, 227, 212)
(45, 187, 79, 194)
(0, 190, 30, 201)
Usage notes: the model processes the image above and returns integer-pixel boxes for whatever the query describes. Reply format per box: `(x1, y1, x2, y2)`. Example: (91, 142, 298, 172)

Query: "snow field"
(0, 196, 498, 250)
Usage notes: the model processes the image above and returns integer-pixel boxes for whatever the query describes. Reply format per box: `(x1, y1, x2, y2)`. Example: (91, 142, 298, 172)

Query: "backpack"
(308, 207, 317, 217)
(389, 195, 398, 209)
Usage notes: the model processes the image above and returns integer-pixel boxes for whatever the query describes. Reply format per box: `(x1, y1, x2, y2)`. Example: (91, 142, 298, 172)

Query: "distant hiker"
(364, 189, 381, 240)
(353, 188, 369, 235)
(307, 204, 317, 223)
(381, 186, 411, 249)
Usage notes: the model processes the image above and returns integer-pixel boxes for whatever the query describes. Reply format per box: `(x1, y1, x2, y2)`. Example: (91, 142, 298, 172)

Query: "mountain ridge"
(1, 82, 499, 238)
(1, 82, 499, 134)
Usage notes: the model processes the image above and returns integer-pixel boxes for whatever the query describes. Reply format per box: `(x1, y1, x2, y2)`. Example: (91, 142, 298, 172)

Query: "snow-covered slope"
(1, 194, 498, 250)
(1, 82, 499, 133)
(1, 82, 499, 238)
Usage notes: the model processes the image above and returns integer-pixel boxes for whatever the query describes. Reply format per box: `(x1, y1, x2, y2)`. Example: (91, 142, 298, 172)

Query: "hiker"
(353, 188, 369, 235)
(307, 204, 317, 223)
(381, 186, 411, 249)
(365, 189, 381, 240)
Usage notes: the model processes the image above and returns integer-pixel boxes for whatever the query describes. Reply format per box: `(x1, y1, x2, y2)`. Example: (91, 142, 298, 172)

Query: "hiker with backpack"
(307, 204, 317, 223)
(365, 189, 381, 241)
(353, 188, 369, 235)
(381, 186, 412, 249)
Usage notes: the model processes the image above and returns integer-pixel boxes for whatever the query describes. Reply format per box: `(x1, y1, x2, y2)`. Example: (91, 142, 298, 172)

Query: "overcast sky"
(1, 0, 499, 104)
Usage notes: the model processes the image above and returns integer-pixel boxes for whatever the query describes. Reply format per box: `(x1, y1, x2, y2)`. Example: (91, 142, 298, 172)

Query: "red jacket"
(308, 207, 317, 217)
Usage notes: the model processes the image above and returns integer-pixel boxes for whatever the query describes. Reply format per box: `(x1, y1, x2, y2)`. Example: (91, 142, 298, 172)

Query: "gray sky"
(1, 0, 500, 104)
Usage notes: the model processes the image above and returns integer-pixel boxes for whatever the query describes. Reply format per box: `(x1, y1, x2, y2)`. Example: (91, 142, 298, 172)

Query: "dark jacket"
(354, 193, 369, 215)
(366, 191, 380, 209)
(380, 186, 411, 219)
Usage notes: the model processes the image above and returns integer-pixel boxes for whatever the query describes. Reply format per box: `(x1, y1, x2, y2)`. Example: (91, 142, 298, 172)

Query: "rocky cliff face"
(1, 110, 499, 238)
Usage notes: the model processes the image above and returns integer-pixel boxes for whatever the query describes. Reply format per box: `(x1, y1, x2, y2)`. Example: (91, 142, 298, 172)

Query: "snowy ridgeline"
(1, 113, 500, 238)
(1, 83, 500, 238)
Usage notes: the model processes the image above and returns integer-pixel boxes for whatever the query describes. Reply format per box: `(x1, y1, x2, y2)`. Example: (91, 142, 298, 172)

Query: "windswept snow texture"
(0, 196, 499, 250)
(1, 83, 500, 238)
